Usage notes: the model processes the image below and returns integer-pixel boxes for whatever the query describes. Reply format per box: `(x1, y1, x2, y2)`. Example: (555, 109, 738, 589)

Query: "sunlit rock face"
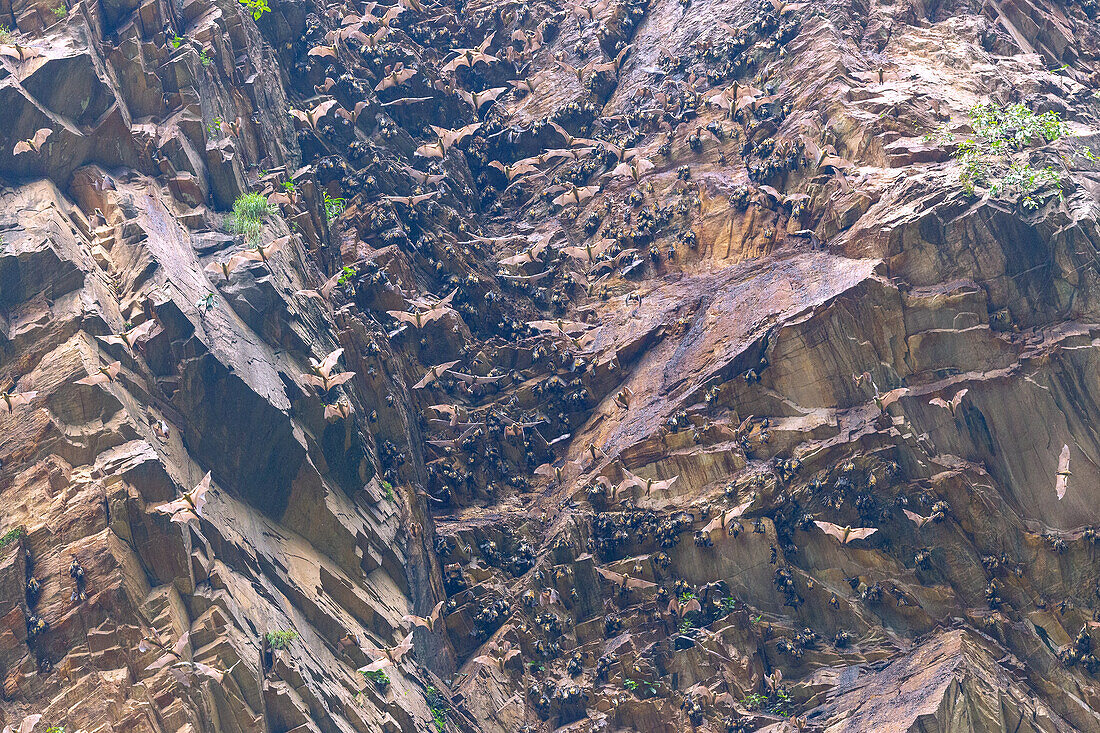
(1, 0, 1099, 729)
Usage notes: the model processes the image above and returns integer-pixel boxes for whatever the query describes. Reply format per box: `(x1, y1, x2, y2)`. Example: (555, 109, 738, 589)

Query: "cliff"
(0, 0, 1099, 729)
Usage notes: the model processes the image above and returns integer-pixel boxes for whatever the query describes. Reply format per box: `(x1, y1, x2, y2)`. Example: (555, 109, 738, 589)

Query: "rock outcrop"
(0, 0, 1099, 729)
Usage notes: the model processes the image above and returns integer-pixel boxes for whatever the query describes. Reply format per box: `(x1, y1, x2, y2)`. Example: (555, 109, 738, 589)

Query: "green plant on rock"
(337, 265, 356, 286)
(230, 191, 275, 244)
(381, 480, 395, 501)
(0, 25, 13, 43)
(52, 5, 66, 17)
(741, 689, 793, 717)
(265, 629, 299, 649)
(425, 685, 447, 732)
(171, 34, 183, 48)
(624, 678, 638, 691)
(360, 668, 389, 686)
(238, 0, 271, 20)
(323, 192, 346, 224)
(932, 102, 1067, 209)
(0, 527, 24, 548)
(46, 727, 66, 733)
(199, 49, 212, 66)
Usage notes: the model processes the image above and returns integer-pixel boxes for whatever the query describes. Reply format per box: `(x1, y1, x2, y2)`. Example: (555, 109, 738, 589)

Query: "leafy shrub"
(265, 630, 299, 649)
(323, 193, 346, 223)
(0, 25, 13, 43)
(238, 0, 271, 20)
(0, 527, 24, 548)
(930, 103, 1067, 210)
(425, 686, 447, 732)
(230, 192, 275, 244)
(741, 689, 793, 717)
(361, 669, 390, 686)
(52, 5, 66, 17)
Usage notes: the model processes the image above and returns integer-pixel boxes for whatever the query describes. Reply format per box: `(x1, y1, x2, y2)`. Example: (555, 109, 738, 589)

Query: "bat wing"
(10, 391, 37, 407)
(387, 310, 418, 324)
(703, 514, 724, 535)
(403, 614, 431, 630)
(928, 397, 950, 411)
(625, 576, 656, 590)
(903, 509, 928, 528)
(326, 372, 355, 387)
(170, 510, 197, 526)
(129, 320, 158, 342)
(75, 373, 106, 386)
(951, 389, 969, 409)
(879, 387, 909, 408)
(192, 472, 212, 514)
(472, 655, 499, 669)
(302, 374, 327, 390)
(845, 527, 878, 542)
(155, 498, 191, 516)
(95, 335, 126, 347)
(193, 661, 224, 683)
(15, 716, 42, 733)
(1057, 443, 1070, 499)
(814, 520, 846, 542)
(146, 652, 175, 671)
(317, 348, 344, 377)
(358, 658, 392, 673)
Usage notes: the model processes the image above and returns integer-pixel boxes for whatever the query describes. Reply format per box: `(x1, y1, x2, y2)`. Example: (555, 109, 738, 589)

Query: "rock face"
(0, 0, 1099, 729)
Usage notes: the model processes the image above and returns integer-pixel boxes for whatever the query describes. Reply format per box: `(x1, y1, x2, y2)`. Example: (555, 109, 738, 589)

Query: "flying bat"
(324, 400, 353, 422)
(562, 238, 614, 264)
(596, 566, 656, 590)
(929, 389, 967, 416)
(619, 465, 678, 496)
(387, 303, 453, 329)
(242, 236, 286, 265)
(552, 184, 600, 208)
(205, 253, 253, 281)
(413, 360, 460, 389)
(375, 64, 417, 91)
(611, 158, 655, 182)
(155, 472, 212, 526)
(903, 509, 934, 528)
(98, 320, 158, 351)
(289, 100, 338, 130)
(384, 192, 439, 207)
(814, 520, 878, 544)
(472, 640, 521, 672)
(1, 388, 37, 413)
(303, 347, 355, 391)
(13, 128, 53, 156)
(534, 459, 581, 486)
(357, 631, 415, 673)
(703, 498, 753, 537)
(489, 160, 539, 181)
(403, 601, 446, 632)
(75, 361, 121, 386)
(1056, 444, 1071, 500)
(458, 86, 508, 111)
(449, 371, 507, 387)
(1, 715, 42, 733)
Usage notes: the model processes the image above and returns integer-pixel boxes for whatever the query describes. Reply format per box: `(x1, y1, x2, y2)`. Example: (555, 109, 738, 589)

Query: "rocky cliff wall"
(0, 0, 1098, 730)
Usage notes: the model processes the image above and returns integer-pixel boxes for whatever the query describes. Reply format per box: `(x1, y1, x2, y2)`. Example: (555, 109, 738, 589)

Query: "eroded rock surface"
(0, 0, 1099, 730)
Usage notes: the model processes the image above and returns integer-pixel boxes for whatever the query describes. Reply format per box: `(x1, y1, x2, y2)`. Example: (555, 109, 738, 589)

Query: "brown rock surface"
(1, 0, 1099, 729)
